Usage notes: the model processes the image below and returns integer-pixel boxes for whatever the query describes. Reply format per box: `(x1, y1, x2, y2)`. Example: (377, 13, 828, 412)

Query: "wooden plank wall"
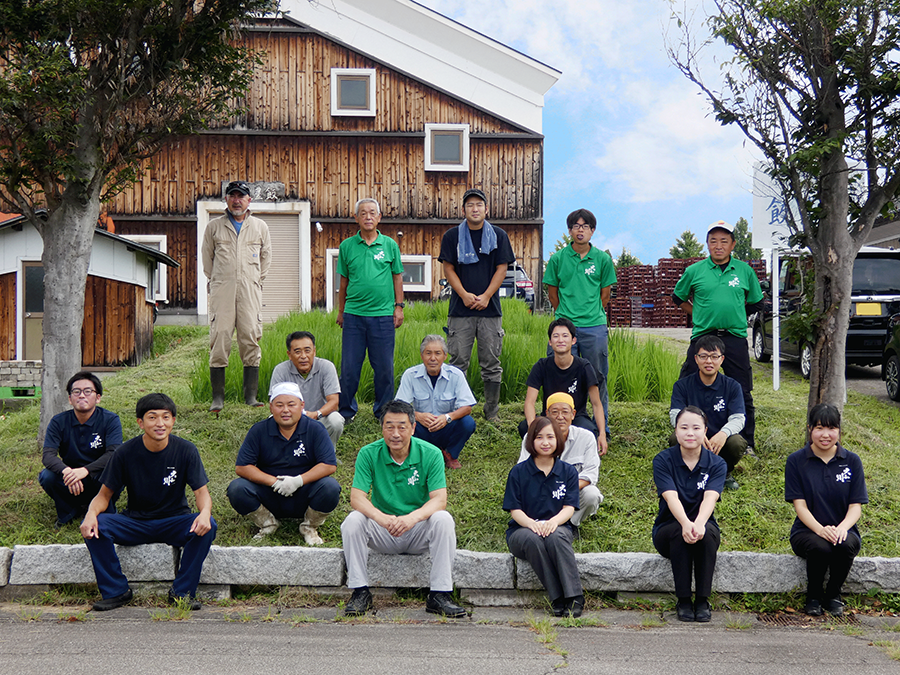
(81, 276, 154, 367)
(0, 272, 15, 360)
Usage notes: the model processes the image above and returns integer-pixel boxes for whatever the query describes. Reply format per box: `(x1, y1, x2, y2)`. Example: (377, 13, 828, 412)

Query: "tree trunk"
(38, 199, 101, 442)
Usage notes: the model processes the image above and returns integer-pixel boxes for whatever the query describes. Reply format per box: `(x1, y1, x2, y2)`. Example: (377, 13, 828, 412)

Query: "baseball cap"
(462, 188, 487, 205)
(224, 180, 251, 196)
(707, 220, 735, 235)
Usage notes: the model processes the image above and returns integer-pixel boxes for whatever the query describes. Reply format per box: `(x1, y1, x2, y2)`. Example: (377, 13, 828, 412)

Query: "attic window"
(331, 68, 376, 117)
(424, 123, 470, 172)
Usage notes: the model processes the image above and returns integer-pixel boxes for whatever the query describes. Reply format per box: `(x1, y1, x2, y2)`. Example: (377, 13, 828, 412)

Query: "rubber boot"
(243, 366, 264, 407)
(483, 381, 502, 422)
(249, 505, 279, 540)
(299, 507, 329, 546)
(209, 367, 226, 412)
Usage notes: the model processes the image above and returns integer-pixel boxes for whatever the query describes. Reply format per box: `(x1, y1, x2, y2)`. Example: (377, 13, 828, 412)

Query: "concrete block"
(460, 588, 544, 607)
(453, 551, 515, 589)
(846, 556, 900, 593)
(516, 553, 674, 592)
(714, 552, 805, 592)
(0, 547, 11, 586)
(199, 546, 344, 586)
(366, 552, 431, 588)
(9, 544, 176, 584)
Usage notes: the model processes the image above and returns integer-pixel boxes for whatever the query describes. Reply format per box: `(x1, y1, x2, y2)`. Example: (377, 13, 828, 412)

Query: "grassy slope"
(1, 322, 898, 558)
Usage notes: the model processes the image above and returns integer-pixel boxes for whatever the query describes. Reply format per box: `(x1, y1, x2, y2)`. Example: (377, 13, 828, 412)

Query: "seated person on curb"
(340, 399, 466, 618)
(80, 393, 216, 612)
(227, 382, 340, 544)
(517, 393, 602, 536)
(505, 416, 584, 618)
(669, 334, 746, 491)
(396, 334, 477, 470)
(40, 371, 122, 527)
(269, 330, 344, 450)
(520, 318, 607, 457)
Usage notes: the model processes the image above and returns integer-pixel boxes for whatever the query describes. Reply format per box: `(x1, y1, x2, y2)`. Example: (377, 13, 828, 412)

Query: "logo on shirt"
(836, 467, 852, 483)
(407, 468, 420, 486)
(293, 441, 306, 457)
(713, 397, 726, 412)
(567, 380, 578, 394)
(163, 468, 178, 487)
(728, 275, 741, 288)
(373, 250, 385, 261)
(552, 481, 567, 500)
(696, 472, 709, 491)
(89, 434, 103, 449)
(584, 264, 596, 276)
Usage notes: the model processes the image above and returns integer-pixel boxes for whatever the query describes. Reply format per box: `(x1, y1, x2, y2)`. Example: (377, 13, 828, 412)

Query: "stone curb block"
(453, 551, 515, 589)
(199, 546, 344, 586)
(846, 556, 900, 593)
(8, 544, 175, 585)
(0, 547, 12, 586)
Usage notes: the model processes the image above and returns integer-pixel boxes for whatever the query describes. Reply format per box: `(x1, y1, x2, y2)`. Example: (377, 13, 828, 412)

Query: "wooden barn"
(0, 214, 179, 367)
(105, 0, 560, 323)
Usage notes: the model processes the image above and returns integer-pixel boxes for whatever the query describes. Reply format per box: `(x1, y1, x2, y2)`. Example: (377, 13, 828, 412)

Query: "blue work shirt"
(652, 445, 726, 537)
(396, 363, 476, 415)
(784, 443, 868, 540)
(670, 371, 744, 437)
(236, 415, 336, 476)
(503, 457, 580, 527)
(42, 407, 123, 476)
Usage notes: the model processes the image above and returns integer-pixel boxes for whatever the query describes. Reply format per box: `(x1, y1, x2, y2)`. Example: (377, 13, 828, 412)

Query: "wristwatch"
(445, 414, 452, 425)
(316, 410, 323, 420)
(395, 302, 405, 308)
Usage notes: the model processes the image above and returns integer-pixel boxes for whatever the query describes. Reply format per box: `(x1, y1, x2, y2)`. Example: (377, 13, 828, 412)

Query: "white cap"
(707, 220, 734, 235)
(269, 382, 304, 402)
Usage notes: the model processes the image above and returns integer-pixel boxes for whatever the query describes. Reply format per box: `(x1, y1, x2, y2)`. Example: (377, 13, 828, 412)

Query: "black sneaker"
(92, 588, 133, 612)
(804, 598, 824, 616)
(425, 591, 466, 618)
(824, 597, 844, 616)
(344, 587, 373, 616)
(167, 590, 202, 610)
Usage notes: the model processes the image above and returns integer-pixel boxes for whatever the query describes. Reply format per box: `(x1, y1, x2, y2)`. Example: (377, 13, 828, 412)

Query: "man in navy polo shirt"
(669, 334, 747, 490)
(40, 371, 122, 527)
(227, 381, 340, 544)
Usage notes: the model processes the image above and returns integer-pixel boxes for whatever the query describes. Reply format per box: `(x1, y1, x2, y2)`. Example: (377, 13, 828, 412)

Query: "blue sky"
(417, 0, 758, 264)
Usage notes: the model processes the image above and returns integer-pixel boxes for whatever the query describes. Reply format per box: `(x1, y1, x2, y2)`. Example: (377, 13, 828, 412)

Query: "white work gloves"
(272, 474, 304, 496)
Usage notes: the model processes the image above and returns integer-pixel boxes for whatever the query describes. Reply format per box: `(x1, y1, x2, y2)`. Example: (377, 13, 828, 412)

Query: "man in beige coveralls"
(202, 180, 272, 411)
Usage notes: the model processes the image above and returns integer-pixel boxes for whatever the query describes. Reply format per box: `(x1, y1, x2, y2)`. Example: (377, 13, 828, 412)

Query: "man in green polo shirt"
(672, 220, 764, 449)
(340, 399, 466, 618)
(336, 198, 405, 421)
(544, 208, 617, 438)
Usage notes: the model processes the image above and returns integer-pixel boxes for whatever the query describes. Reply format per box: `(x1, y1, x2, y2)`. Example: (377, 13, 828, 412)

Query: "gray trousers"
(341, 510, 457, 591)
(507, 525, 582, 602)
(447, 315, 504, 383)
(571, 485, 603, 527)
(321, 411, 345, 449)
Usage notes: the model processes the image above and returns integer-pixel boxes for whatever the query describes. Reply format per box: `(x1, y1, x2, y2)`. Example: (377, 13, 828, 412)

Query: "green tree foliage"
(615, 247, 643, 269)
(551, 233, 573, 253)
(732, 217, 762, 261)
(668, 1, 900, 409)
(669, 230, 706, 259)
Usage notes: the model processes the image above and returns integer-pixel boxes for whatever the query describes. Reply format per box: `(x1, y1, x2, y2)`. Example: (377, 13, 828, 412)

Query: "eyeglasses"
(696, 353, 723, 362)
(570, 223, 592, 231)
(70, 388, 96, 397)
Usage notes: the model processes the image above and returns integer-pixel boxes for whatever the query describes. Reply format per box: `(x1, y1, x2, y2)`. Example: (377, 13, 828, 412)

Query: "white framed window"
(424, 123, 470, 172)
(121, 234, 167, 303)
(330, 68, 376, 117)
(325, 250, 433, 310)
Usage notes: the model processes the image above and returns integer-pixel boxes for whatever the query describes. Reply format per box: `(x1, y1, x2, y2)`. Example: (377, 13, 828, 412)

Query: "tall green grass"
(189, 303, 680, 405)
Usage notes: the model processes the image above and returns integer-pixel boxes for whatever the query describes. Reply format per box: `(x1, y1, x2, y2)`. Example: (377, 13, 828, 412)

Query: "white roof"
(281, 0, 560, 133)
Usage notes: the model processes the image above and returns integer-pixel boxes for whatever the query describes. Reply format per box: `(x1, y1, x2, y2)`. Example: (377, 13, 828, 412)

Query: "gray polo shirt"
(269, 357, 340, 411)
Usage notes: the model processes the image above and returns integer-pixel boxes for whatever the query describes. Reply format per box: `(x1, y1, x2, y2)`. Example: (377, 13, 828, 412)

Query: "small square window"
(331, 68, 376, 117)
(425, 123, 470, 172)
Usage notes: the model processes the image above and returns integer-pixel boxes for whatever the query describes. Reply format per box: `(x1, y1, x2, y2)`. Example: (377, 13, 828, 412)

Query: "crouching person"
(227, 382, 340, 544)
(80, 393, 216, 612)
(340, 400, 466, 618)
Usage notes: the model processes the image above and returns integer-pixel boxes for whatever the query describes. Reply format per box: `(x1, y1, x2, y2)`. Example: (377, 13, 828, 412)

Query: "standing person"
(40, 372, 122, 527)
(669, 334, 747, 490)
(269, 331, 344, 449)
(544, 208, 616, 437)
(439, 188, 515, 421)
(672, 220, 764, 448)
(652, 406, 726, 623)
(340, 400, 466, 618)
(336, 198, 405, 421)
(227, 382, 341, 544)
(395, 334, 477, 470)
(519, 318, 607, 456)
(504, 416, 584, 617)
(785, 404, 868, 617)
(80, 393, 216, 612)
(202, 180, 271, 411)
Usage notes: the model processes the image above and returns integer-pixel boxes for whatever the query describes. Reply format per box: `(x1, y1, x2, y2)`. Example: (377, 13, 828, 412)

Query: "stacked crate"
(652, 257, 702, 328)
(610, 265, 656, 327)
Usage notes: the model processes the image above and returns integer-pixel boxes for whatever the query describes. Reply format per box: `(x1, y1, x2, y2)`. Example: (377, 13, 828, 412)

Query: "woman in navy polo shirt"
(503, 416, 583, 617)
(785, 403, 868, 617)
(652, 406, 727, 622)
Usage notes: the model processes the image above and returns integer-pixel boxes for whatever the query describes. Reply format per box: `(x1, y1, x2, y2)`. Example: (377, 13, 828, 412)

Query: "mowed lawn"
(1, 308, 899, 560)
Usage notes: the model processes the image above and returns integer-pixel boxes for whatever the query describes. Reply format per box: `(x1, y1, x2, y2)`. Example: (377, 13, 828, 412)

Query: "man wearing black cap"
(202, 180, 272, 411)
(438, 188, 515, 421)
